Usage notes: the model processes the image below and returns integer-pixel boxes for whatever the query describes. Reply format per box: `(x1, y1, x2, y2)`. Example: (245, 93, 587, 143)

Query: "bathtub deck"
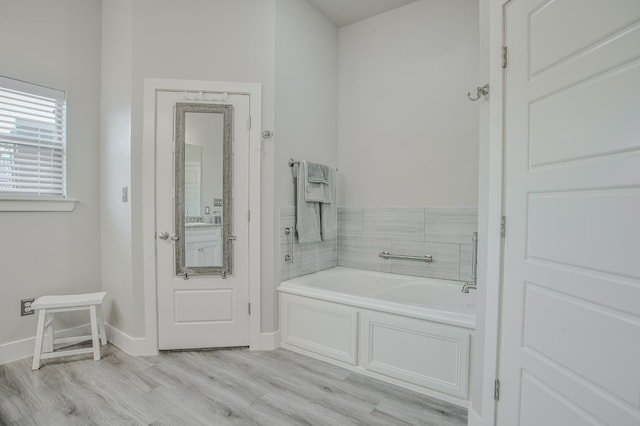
(0, 344, 467, 425)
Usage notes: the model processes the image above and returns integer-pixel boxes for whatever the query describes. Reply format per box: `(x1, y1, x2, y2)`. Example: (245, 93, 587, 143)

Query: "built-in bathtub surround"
(280, 207, 337, 281)
(278, 267, 475, 405)
(338, 207, 478, 282)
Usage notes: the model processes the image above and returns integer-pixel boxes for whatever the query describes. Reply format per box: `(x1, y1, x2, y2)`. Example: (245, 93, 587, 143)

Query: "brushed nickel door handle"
(158, 232, 179, 241)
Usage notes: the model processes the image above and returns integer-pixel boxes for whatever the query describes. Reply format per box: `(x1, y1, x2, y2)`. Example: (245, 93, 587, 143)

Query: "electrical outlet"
(21, 298, 35, 316)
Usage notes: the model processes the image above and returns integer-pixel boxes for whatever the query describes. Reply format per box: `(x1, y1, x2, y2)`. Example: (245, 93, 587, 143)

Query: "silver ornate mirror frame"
(175, 103, 233, 277)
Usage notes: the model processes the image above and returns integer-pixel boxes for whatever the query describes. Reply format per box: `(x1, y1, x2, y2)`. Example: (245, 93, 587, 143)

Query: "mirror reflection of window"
(184, 144, 202, 218)
(176, 104, 232, 275)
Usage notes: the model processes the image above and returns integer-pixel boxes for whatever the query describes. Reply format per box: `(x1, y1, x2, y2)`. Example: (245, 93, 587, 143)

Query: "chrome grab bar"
(284, 227, 294, 263)
(378, 251, 433, 262)
(462, 232, 478, 293)
(470, 231, 478, 284)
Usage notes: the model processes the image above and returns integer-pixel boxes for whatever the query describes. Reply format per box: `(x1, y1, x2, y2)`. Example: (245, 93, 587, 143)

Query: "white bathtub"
(278, 267, 476, 405)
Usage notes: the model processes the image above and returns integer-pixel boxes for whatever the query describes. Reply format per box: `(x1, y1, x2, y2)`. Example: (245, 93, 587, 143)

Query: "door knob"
(158, 232, 179, 241)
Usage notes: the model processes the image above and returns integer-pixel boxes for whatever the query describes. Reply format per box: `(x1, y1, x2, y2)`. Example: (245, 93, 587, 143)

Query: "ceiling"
(306, 0, 419, 28)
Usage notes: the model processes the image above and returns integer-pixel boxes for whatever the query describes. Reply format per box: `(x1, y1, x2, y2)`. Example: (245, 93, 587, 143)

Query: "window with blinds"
(0, 76, 66, 196)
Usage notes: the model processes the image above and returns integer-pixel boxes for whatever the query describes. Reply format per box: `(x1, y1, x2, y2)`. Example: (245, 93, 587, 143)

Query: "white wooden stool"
(31, 291, 107, 370)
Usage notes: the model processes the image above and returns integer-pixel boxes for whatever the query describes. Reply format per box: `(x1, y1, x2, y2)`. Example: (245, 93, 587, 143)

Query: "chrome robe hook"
(468, 84, 489, 101)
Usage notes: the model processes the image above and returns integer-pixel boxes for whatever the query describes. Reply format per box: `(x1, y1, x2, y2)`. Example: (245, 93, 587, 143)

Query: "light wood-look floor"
(0, 344, 467, 425)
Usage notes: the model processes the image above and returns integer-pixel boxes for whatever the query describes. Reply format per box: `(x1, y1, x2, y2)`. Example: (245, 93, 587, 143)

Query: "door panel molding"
(496, 1, 640, 424)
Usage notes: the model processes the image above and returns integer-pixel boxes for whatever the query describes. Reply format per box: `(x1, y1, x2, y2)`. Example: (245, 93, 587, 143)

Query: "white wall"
(0, 0, 481, 363)
(100, 0, 278, 338)
(100, 0, 135, 338)
(274, 0, 339, 210)
(100, 0, 338, 340)
(273, 0, 339, 328)
(132, 0, 277, 335)
(337, 0, 479, 207)
(0, 0, 102, 356)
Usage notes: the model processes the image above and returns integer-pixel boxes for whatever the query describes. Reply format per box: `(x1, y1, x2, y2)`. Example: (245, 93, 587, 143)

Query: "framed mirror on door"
(174, 103, 233, 277)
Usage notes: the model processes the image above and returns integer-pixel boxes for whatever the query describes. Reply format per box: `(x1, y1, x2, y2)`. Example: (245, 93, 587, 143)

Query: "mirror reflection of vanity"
(182, 111, 226, 268)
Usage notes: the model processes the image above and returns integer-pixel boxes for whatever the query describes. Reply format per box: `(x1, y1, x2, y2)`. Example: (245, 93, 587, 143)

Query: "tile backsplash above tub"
(338, 207, 477, 282)
(280, 206, 477, 282)
(280, 207, 337, 281)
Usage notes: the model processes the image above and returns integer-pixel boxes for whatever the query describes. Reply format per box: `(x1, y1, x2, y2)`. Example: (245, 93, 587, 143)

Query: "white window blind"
(0, 76, 66, 196)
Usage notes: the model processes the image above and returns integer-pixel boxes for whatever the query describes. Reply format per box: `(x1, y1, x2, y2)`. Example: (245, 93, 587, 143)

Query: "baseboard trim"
(468, 406, 482, 426)
(258, 330, 280, 350)
(3, 324, 278, 364)
(105, 323, 157, 356)
(0, 323, 91, 365)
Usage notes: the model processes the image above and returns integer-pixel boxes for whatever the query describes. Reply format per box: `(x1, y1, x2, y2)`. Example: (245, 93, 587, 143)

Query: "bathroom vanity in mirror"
(185, 224, 223, 267)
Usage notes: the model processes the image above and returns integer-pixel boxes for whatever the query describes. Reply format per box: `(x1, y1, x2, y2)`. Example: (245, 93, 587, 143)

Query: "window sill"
(0, 196, 77, 212)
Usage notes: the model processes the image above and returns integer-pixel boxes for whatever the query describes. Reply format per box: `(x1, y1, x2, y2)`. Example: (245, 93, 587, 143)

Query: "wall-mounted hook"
(467, 84, 489, 101)
(262, 130, 274, 140)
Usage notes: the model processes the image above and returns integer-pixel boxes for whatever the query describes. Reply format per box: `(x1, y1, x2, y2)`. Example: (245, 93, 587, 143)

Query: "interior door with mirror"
(156, 91, 250, 350)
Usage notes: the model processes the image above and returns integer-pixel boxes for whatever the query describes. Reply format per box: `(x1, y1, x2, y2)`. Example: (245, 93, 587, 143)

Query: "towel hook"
(468, 84, 489, 101)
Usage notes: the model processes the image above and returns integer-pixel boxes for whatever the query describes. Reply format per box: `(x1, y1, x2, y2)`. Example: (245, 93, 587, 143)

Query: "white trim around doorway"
(473, 2, 508, 425)
(141, 78, 262, 354)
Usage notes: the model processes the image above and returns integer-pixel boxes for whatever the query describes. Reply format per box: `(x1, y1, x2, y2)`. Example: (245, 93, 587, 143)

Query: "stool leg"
(96, 305, 107, 345)
(89, 305, 101, 361)
(32, 309, 46, 370)
(44, 313, 54, 353)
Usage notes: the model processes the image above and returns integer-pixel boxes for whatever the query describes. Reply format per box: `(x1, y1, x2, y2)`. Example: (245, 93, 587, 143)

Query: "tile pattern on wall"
(424, 208, 479, 244)
(281, 206, 477, 283)
(280, 207, 338, 281)
(338, 207, 478, 282)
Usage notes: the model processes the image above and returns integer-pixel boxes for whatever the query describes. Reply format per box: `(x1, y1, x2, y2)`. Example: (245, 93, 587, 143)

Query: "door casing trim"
(142, 78, 262, 353)
(470, 1, 509, 425)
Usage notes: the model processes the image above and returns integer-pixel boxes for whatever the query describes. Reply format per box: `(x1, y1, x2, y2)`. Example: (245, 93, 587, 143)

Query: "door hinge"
(248, 209, 251, 222)
(494, 379, 500, 401)
(247, 116, 252, 130)
(248, 302, 251, 315)
(502, 46, 508, 68)
(500, 216, 506, 238)
(172, 105, 176, 140)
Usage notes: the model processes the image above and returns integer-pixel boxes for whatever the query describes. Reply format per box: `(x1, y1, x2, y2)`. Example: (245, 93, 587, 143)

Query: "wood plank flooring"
(0, 344, 467, 425)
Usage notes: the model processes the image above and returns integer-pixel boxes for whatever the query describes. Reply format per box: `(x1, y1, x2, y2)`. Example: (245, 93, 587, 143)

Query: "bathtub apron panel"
(361, 310, 469, 398)
(280, 294, 358, 365)
(278, 267, 476, 406)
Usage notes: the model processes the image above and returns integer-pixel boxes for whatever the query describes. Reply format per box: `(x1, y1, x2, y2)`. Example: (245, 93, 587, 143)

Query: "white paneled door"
(498, 0, 640, 425)
(155, 91, 251, 350)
